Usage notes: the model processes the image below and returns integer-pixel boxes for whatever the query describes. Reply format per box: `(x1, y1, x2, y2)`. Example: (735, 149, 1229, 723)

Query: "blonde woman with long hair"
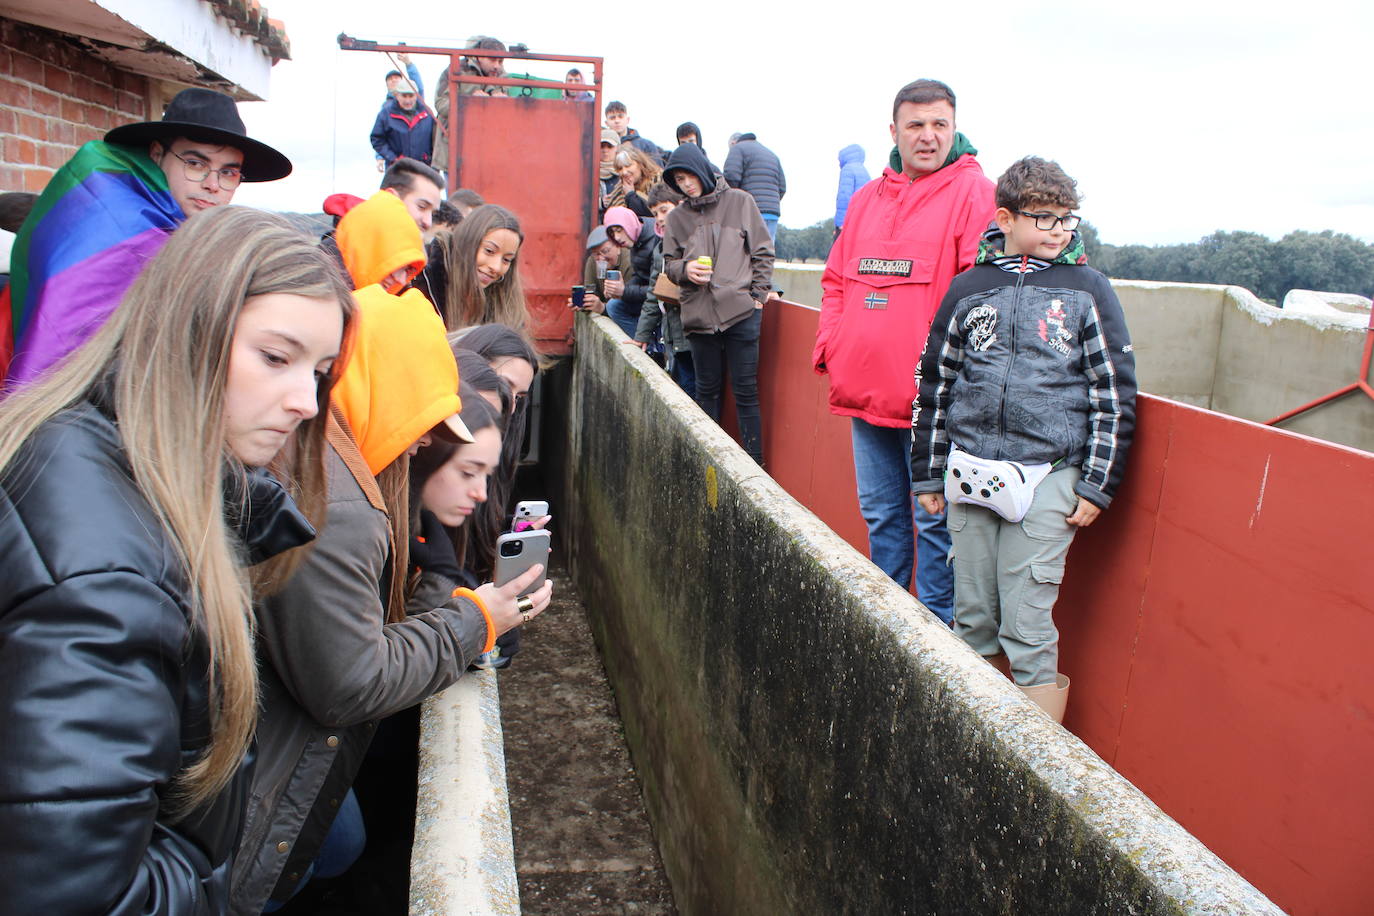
(0, 206, 352, 914)
(610, 145, 660, 218)
(429, 203, 529, 332)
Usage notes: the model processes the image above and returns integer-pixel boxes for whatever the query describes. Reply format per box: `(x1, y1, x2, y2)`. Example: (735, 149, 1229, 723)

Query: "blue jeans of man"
(668, 348, 696, 400)
(605, 298, 639, 339)
(762, 213, 779, 244)
(849, 418, 953, 624)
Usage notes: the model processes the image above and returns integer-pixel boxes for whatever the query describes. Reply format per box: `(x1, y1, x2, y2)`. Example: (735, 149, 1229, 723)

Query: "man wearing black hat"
(3, 88, 291, 387)
(105, 87, 292, 216)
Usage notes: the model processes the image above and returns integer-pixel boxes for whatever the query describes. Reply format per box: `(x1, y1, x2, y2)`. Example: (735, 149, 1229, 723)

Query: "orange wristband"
(453, 587, 496, 652)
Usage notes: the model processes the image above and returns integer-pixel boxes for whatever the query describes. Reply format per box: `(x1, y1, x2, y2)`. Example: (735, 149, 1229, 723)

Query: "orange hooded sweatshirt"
(336, 190, 426, 291)
(333, 285, 462, 475)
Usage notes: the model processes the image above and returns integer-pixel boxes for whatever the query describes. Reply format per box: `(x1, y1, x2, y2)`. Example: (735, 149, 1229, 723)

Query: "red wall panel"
(452, 94, 597, 353)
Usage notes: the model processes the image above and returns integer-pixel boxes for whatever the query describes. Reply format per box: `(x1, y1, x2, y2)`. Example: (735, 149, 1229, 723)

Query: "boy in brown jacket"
(661, 141, 774, 466)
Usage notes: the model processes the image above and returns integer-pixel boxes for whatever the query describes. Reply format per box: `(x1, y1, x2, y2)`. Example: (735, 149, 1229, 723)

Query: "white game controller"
(944, 449, 1052, 523)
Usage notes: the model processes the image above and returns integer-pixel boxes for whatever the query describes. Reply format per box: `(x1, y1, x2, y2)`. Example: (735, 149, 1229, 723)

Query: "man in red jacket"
(814, 79, 995, 623)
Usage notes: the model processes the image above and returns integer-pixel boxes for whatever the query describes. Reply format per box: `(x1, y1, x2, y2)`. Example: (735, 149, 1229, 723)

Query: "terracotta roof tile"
(205, 0, 291, 62)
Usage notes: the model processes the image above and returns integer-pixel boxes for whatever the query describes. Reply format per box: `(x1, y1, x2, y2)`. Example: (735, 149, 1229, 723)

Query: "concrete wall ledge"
(410, 670, 519, 916)
(549, 313, 1284, 915)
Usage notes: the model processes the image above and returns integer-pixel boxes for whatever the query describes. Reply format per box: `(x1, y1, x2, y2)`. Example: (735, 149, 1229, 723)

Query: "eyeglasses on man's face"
(168, 150, 244, 189)
(1017, 210, 1081, 232)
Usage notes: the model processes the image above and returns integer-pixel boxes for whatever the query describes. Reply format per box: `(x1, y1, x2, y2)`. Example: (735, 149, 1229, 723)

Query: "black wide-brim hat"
(104, 87, 292, 182)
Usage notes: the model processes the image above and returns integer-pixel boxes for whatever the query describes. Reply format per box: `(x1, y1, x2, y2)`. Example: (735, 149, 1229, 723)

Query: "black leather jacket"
(0, 400, 314, 915)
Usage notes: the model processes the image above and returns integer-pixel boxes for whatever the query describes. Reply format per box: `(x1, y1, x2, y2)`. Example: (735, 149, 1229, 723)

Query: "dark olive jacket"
(231, 422, 490, 914)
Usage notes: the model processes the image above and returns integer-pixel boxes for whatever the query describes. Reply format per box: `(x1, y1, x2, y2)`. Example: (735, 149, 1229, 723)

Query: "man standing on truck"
(813, 78, 995, 624)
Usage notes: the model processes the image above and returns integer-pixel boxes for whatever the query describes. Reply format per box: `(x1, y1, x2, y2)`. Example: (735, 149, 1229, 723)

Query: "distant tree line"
(778, 219, 1374, 304)
(776, 220, 835, 264)
(1082, 224, 1374, 304)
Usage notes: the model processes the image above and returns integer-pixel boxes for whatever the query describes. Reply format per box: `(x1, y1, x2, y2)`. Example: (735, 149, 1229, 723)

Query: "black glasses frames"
(1017, 210, 1082, 232)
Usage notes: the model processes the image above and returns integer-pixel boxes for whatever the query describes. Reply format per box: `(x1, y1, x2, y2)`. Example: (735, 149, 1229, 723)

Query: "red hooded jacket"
(814, 154, 995, 427)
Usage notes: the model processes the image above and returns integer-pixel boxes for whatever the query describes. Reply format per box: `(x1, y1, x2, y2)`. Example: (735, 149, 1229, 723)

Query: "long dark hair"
(454, 349, 513, 425)
(410, 387, 503, 580)
(447, 324, 539, 578)
(433, 204, 527, 332)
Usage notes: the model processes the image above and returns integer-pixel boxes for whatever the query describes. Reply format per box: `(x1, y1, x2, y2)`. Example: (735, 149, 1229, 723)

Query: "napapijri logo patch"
(864, 292, 889, 310)
(858, 258, 913, 277)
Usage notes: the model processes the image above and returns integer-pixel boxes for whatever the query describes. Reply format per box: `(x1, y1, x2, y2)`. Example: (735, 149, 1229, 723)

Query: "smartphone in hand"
(512, 500, 549, 532)
(493, 530, 551, 597)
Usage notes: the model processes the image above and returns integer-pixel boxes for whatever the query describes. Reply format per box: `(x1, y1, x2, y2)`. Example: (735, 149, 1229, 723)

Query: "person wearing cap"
(375, 52, 425, 171)
(105, 87, 291, 217)
(598, 127, 620, 220)
(572, 223, 627, 315)
(231, 232, 553, 911)
(3, 87, 290, 387)
(370, 76, 435, 168)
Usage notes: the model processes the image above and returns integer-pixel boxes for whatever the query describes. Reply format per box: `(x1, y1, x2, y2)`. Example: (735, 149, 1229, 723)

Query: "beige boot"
(1018, 674, 1070, 723)
(983, 653, 1012, 679)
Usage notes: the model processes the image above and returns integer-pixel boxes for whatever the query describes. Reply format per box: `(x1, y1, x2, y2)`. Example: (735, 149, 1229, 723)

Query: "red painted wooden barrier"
(743, 299, 1374, 916)
(452, 93, 598, 354)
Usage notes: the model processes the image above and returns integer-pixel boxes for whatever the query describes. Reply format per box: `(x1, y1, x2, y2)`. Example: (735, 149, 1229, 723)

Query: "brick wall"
(0, 17, 151, 192)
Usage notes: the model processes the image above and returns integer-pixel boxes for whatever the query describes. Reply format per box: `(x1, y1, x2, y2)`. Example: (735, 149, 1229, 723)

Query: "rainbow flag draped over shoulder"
(4, 141, 183, 387)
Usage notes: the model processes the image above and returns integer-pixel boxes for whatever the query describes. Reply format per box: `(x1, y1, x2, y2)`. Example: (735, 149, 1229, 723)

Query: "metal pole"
(1265, 301, 1374, 426)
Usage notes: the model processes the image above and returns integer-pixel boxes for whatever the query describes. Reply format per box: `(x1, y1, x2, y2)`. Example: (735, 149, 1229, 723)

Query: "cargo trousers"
(947, 467, 1080, 687)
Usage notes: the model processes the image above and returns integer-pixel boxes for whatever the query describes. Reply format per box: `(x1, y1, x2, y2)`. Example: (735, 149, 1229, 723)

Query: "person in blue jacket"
(371, 73, 435, 166)
(375, 54, 424, 170)
(834, 143, 869, 236)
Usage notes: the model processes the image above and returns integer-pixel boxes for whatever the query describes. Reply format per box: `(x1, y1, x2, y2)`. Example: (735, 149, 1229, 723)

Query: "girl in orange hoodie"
(232, 212, 553, 912)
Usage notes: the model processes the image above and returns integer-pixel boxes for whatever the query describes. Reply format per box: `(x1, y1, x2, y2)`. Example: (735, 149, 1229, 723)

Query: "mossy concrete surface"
(540, 314, 1285, 916)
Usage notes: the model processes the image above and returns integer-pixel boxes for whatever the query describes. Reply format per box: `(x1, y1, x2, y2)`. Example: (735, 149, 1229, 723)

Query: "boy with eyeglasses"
(910, 156, 1136, 723)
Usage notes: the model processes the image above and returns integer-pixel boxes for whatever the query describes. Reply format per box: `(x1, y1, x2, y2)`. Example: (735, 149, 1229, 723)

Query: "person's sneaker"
(470, 648, 511, 671)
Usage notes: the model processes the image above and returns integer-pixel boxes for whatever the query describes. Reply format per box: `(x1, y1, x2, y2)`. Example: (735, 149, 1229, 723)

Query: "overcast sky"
(232, 0, 1374, 246)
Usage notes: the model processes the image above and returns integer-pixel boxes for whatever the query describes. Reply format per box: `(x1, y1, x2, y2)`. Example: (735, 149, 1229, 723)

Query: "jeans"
(762, 213, 779, 244)
(668, 348, 696, 399)
(849, 419, 953, 624)
(687, 309, 763, 465)
(604, 297, 639, 339)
